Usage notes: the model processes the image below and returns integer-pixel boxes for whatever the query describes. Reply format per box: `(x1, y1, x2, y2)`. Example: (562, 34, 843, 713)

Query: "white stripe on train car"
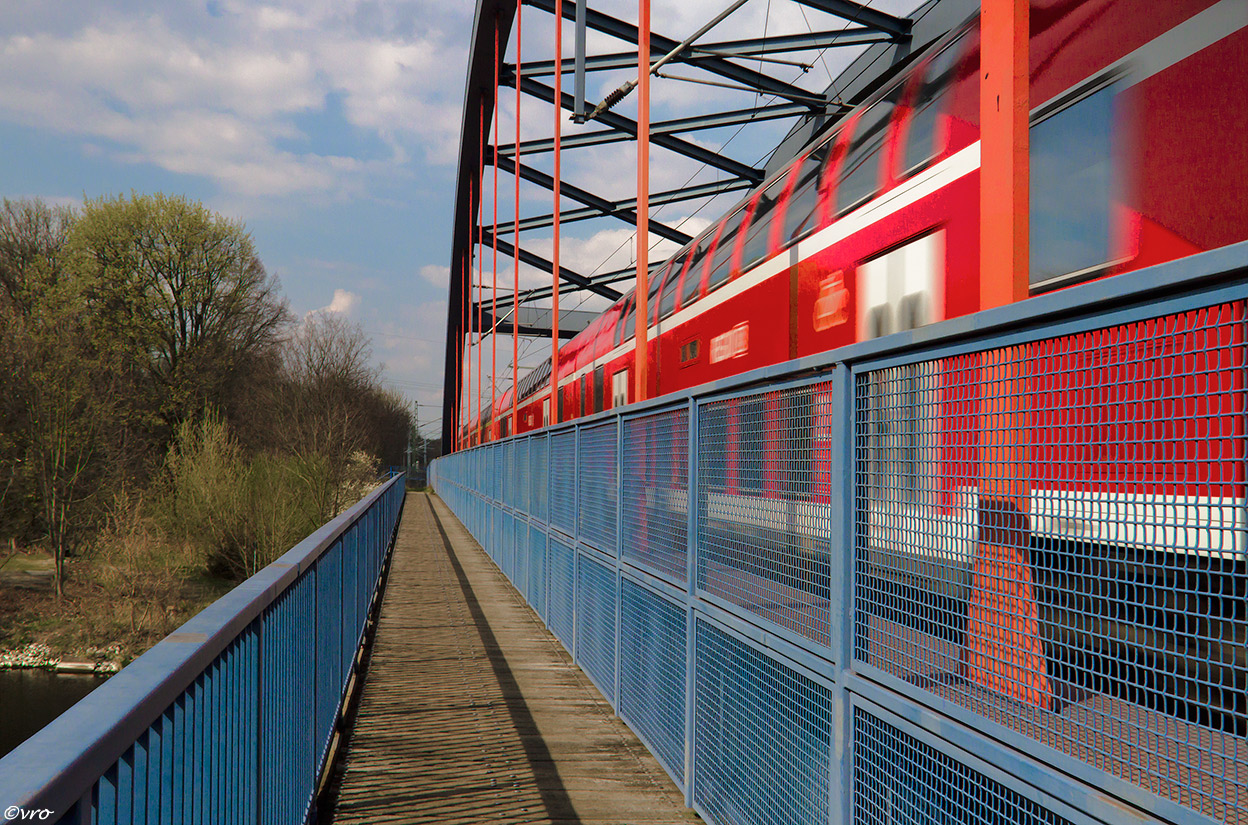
(557, 141, 982, 389)
(554, 0, 1248, 391)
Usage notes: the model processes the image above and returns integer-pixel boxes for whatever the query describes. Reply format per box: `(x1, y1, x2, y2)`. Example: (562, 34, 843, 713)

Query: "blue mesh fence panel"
(578, 421, 619, 555)
(551, 430, 577, 536)
(503, 439, 512, 510)
(532, 434, 550, 522)
(694, 617, 831, 825)
(576, 550, 618, 704)
(513, 512, 527, 590)
(619, 578, 686, 787)
(530, 524, 547, 620)
(854, 304, 1248, 824)
(548, 538, 576, 650)
(854, 709, 1071, 825)
(697, 380, 834, 647)
(516, 438, 530, 515)
(623, 406, 689, 584)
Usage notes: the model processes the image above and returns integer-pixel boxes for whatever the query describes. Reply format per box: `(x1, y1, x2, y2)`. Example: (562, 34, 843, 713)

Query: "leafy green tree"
(66, 193, 289, 436)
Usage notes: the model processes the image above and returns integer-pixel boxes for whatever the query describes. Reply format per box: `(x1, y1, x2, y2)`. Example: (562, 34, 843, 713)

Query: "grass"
(0, 556, 234, 666)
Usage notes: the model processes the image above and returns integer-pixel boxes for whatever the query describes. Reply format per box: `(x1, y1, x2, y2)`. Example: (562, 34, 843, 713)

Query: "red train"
(468, 0, 1246, 446)
(459, 0, 1248, 759)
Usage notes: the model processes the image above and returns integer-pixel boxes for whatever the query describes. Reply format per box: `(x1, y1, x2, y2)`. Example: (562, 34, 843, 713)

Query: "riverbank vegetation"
(0, 194, 413, 665)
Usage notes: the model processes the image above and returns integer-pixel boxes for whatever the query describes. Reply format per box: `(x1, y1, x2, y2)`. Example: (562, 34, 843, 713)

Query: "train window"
(835, 91, 899, 215)
(682, 233, 714, 301)
(612, 369, 628, 407)
(782, 140, 833, 242)
(620, 297, 636, 344)
(738, 177, 786, 271)
(1030, 80, 1118, 288)
(902, 41, 960, 175)
(658, 263, 682, 319)
(647, 261, 670, 324)
(704, 207, 748, 294)
(593, 366, 604, 411)
(678, 250, 702, 307)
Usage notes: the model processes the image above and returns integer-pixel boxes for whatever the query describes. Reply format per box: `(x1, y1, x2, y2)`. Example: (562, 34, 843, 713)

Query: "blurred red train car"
(461, 0, 1248, 737)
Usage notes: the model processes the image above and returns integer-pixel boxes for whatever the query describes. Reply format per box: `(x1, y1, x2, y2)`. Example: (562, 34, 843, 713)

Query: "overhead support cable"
(589, 0, 753, 119)
(492, 153, 693, 245)
(488, 177, 753, 235)
(497, 101, 809, 157)
(514, 28, 889, 77)
(508, 74, 764, 183)
(481, 229, 623, 300)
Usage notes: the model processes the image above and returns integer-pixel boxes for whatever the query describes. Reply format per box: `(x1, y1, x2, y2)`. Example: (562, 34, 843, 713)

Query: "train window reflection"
(836, 93, 898, 215)
(705, 207, 748, 295)
(1030, 82, 1117, 287)
(621, 298, 636, 343)
(902, 41, 960, 175)
(739, 177, 786, 272)
(658, 266, 681, 319)
(783, 142, 831, 242)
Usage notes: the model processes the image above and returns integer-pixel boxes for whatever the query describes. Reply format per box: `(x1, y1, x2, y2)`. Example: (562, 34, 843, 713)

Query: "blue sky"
(0, 0, 913, 438)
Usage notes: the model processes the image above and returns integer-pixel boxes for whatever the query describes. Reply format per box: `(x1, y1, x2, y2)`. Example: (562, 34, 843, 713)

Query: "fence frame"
(432, 241, 1248, 825)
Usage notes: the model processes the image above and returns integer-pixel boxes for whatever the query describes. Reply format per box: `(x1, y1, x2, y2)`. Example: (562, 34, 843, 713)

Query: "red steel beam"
(551, 0, 561, 425)
(633, 0, 650, 404)
(515, 0, 524, 431)
(492, 18, 500, 439)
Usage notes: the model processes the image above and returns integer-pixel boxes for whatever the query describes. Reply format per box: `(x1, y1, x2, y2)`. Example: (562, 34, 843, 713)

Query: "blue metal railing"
(431, 242, 1248, 825)
(0, 474, 406, 825)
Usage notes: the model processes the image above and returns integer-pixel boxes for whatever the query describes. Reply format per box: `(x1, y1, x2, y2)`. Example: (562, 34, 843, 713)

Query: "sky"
(0, 0, 915, 442)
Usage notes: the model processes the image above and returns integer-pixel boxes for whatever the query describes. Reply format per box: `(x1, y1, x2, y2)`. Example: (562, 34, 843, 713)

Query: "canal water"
(0, 669, 108, 759)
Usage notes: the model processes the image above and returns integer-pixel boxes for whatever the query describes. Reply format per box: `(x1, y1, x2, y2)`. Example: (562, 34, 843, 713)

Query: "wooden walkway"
(325, 493, 698, 824)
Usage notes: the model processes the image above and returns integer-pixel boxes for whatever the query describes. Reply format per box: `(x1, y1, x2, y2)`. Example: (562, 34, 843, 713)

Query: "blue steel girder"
(497, 101, 813, 157)
(489, 177, 755, 235)
(522, 0, 860, 107)
(481, 229, 625, 302)
(508, 73, 765, 184)
(513, 27, 895, 77)
(515, 263, 644, 304)
(493, 152, 694, 246)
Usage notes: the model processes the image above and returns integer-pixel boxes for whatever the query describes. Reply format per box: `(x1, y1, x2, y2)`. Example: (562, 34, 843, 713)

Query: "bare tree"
(279, 313, 381, 519)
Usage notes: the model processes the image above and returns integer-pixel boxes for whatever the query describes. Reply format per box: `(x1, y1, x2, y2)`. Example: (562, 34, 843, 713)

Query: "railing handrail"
(0, 473, 406, 814)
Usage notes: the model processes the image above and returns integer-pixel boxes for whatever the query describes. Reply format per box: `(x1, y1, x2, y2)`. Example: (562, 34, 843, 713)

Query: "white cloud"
(308, 288, 360, 317)
(419, 263, 450, 288)
(0, 4, 469, 198)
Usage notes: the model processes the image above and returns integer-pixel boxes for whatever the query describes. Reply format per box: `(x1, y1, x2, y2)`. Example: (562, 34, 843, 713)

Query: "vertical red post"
(980, 0, 1030, 311)
(477, 98, 485, 445)
(550, 0, 561, 424)
(633, 0, 650, 404)
(492, 20, 500, 439)
(961, 0, 1049, 709)
(515, 0, 523, 430)
(458, 250, 466, 451)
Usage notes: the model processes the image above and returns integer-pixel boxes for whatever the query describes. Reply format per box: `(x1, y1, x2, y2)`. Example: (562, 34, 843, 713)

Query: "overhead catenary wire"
(587, 0, 755, 120)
